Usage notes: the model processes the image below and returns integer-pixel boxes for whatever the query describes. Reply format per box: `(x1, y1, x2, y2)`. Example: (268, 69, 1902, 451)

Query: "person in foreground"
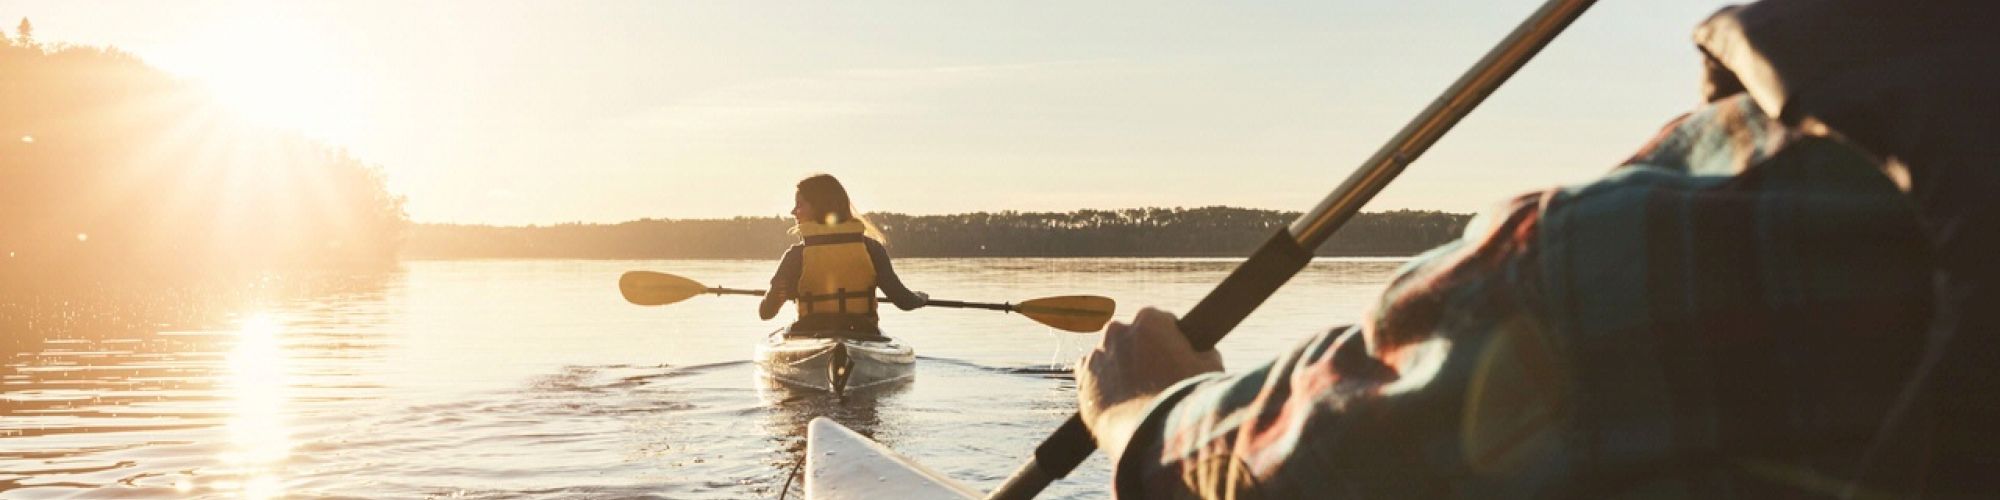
(760, 174, 927, 337)
(1078, 1, 1997, 498)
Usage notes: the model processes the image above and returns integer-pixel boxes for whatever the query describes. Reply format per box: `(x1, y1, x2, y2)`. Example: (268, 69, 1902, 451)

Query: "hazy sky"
(5, 0, 1736, 225)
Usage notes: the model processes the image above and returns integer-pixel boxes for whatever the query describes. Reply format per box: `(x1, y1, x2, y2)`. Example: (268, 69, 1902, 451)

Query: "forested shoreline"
(1, 19, 407, 283)
(406, 207, 1471, 259)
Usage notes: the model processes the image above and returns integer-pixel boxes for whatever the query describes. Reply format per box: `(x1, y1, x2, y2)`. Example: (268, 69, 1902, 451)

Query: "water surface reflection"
(2, 272, 395, 497)
(1, 258, 1399, 498)
(217, 314, 293, 499)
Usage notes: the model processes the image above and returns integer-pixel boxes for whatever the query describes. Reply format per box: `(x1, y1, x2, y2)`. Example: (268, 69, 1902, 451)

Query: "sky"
(3, 0, 1737, 225)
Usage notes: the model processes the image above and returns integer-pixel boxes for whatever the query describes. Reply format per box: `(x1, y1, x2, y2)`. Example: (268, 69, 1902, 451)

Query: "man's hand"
(1076, 307, 1223, 458)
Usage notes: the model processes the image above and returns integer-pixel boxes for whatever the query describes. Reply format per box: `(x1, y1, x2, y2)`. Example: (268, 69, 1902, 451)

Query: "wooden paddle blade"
(619, 271, 709, 306)
(1013, 295, 1117, 333)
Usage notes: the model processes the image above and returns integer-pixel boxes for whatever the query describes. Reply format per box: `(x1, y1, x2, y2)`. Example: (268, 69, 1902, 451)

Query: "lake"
(1, 258, 1404, 499)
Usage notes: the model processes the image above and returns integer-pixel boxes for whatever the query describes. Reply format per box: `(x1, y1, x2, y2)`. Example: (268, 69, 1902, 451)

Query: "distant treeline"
(406, 207, 1471, 259)
(0, 19, 407, 282)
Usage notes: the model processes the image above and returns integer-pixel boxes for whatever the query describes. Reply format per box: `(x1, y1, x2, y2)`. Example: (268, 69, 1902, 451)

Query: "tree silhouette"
(14, 18, 30, 46)
(404, 208, 1471, 259)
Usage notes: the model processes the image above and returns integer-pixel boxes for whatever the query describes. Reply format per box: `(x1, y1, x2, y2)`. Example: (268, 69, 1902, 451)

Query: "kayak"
(754, 329, 915, 395)
(806, 417, 978, 499)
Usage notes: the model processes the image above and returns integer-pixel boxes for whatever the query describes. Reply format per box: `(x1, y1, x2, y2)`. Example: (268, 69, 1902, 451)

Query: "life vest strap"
(802, 232, 869, 246)
(795, 290, 875, 302)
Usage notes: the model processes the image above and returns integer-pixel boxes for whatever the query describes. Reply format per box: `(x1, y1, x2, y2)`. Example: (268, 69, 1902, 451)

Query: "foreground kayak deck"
(806, 417, 978, 499)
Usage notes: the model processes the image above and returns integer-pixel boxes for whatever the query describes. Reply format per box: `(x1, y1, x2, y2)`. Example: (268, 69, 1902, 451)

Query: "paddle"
(618, 270, 1116, 333)
(982, 0, 1600, 498)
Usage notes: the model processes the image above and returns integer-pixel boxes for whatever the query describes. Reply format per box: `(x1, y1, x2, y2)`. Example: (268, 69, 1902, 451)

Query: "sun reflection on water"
(221, 313, 293, 499)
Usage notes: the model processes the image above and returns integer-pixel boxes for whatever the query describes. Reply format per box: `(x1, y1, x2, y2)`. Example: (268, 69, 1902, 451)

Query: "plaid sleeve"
(1111, 94, 1933, 499)
(1113, 201, 1557, 499)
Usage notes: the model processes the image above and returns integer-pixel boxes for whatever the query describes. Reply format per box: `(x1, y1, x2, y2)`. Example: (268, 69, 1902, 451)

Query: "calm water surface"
(1, 258, 1402, 499)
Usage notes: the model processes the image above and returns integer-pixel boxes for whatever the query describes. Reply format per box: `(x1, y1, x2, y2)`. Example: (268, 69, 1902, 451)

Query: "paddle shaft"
(983, 0, 1598, 498)
(699, 286, 1019, 312)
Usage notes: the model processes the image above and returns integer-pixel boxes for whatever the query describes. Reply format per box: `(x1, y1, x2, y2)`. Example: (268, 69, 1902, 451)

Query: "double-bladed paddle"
(618, 270, 1116, 333)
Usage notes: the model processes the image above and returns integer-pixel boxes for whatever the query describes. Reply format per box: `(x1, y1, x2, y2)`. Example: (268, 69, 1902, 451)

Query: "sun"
(202, 53, 356, 139)
(153, 8, 366, 143)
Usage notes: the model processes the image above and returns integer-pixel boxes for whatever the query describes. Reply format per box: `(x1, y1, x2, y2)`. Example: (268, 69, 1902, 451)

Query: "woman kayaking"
(759, 174, 927, 338)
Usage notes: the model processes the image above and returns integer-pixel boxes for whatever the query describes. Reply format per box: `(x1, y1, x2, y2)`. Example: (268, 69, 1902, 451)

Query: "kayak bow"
(806, 417, 977, 500)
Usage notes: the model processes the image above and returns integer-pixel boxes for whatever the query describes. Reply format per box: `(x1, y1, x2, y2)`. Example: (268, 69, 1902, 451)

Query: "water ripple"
(2, 258, 1399, 498)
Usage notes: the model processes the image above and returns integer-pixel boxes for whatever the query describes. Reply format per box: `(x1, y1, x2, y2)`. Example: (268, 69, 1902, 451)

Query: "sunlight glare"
(153, 8, 365, 143)
(224, 313, 293, 500)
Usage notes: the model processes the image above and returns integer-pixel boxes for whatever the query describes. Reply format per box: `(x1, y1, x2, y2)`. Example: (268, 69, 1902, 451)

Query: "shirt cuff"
(1111, 370, 1231, 496)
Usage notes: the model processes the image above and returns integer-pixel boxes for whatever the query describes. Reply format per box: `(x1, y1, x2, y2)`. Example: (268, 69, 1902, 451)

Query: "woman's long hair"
(796, 174, 886, 244)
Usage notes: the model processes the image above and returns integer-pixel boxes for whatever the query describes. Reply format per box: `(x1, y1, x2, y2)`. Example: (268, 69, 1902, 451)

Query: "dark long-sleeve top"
(759, 237, 923, 320)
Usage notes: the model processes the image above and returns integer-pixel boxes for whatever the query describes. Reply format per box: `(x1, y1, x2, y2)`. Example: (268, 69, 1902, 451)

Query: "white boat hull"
(806, 417, 977, 500)
(755, 330, 915, 394)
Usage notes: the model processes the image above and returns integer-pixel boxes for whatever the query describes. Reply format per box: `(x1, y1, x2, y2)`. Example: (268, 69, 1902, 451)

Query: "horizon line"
(410, 205, 1475, 227)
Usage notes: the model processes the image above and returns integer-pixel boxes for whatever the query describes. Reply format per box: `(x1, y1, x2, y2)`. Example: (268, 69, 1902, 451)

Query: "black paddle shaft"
(925, 298, 1014, 312)
(984, 0, 1598, 498)
(988, 231, 1312, 498)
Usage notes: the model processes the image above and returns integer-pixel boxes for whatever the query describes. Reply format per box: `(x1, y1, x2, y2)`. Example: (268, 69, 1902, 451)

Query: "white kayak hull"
(806, 417, 977, 500)
(755, 330, 915, 394)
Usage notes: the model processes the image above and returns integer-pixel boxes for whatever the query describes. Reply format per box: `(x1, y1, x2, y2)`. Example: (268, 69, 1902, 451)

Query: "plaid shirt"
(1115, 95, 1934, 499)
